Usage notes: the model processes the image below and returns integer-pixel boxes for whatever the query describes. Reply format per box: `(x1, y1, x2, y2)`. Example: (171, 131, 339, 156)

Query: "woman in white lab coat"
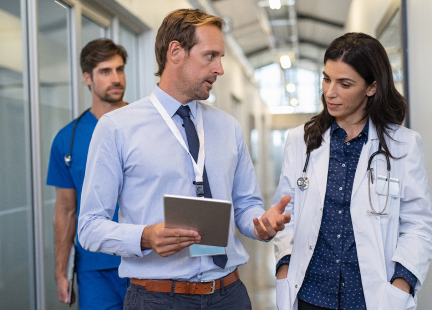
(273, 32, 432, 310)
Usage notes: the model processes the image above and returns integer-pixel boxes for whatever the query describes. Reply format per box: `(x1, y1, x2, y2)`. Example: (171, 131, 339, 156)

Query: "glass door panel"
(38, 0, 75, 308)
(0, 0, 35, 308)
(119, 24, 140, 103)
(82, 15, 107, 109)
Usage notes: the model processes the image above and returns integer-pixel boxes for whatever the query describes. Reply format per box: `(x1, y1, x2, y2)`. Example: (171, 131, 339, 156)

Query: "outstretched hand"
(253, 195, 291, 240)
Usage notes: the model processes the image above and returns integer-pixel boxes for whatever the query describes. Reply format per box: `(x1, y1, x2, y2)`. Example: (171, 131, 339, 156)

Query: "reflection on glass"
(0, 1, 34, 309)
(378, 9, 404, 95)
(82, 15, 107, 109)
(119, 24, 140, 103)
(38, 0, 76, 308)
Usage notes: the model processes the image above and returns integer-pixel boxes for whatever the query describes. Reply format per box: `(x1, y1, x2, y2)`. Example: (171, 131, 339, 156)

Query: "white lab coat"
(273, 121, 432, 310)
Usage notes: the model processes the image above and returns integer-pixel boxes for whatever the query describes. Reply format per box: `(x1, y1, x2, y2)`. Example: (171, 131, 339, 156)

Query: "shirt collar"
(153, 84, 197, 120)
(331, 118, 369, 140)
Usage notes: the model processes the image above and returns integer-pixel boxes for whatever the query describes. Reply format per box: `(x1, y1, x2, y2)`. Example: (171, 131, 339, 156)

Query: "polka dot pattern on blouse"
(298, 121, 369, 310)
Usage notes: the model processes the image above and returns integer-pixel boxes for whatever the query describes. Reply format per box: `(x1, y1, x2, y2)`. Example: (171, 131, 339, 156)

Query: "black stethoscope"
(297, 143, 391, 215)
(64, 108, 91, 167)
(367, 143, 391, 215)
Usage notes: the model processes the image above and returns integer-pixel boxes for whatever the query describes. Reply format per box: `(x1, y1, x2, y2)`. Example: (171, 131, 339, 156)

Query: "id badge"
(189, 244, 226, 257)
(376, 175, 399, 197)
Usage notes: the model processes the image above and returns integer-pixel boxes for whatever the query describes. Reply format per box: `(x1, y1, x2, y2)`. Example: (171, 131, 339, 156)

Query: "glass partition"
(0, 0, 35, 308)
(38, 0, 76, 308)
(119, 23, 140, 103)
(81, 15, 107, 109)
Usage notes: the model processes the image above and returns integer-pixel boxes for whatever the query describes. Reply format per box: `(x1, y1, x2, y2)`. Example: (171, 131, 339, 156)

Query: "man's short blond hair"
(154, 9, 224, 77)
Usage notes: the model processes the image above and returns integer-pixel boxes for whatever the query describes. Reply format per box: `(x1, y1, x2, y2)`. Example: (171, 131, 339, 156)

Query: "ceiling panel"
(208, 0, 353, 69)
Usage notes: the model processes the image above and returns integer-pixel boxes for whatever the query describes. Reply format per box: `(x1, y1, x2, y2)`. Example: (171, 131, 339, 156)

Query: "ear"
(367, 81, 377, 97)
(83, 72, 92, 88)
(166, 40, 185, 66)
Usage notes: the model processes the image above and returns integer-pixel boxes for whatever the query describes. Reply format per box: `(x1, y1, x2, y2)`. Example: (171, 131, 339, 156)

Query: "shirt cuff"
(275, 255, 291, 276)
(391, 262, 417, 295)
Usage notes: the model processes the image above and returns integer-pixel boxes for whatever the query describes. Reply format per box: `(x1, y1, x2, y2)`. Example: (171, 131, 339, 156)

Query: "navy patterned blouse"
(276, 120, 416, 309)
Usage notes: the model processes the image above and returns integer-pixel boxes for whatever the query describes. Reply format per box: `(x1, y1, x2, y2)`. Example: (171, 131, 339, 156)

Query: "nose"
(214, 58, 224, 76)
(323, 81, 336, 100)
(111, 71, 121, 84)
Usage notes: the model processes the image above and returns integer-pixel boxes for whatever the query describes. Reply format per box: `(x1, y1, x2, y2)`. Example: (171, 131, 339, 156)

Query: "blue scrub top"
(47, 110, 121, 273)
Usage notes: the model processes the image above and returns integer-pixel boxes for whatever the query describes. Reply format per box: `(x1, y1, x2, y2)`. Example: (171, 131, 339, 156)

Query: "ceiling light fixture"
(280, 55, 291, 69)
(269, 0, 281, 10)
(286, 83, 296, 93)
(290, 98, 299, 106)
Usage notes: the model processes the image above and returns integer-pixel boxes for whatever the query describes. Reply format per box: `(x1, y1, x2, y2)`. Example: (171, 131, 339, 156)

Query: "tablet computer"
(164, 194, 232, 247)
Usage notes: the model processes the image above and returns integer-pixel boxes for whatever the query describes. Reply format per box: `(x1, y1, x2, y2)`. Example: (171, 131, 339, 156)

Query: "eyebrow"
(97, 65, 124, 71)
(322, 71, 356, 83)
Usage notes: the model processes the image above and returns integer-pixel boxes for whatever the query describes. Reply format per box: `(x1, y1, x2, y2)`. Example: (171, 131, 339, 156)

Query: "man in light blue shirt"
(78, 9, 290, 309)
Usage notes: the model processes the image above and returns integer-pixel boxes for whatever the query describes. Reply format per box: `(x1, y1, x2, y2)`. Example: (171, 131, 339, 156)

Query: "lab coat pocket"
(276, 278, 291, 310)
(377, 283, 411, 310)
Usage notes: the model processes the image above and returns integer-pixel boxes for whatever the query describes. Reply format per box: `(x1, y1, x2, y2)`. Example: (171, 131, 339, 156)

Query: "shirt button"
(338, 210, 342, 214)
(309, 246, 312, 250)
(346, 142, 350, 145)
(337, 234, 341, 238)
(342, 164, 346, 167)
(339, 187, 343, 190)
(336, 259, 340, 263)
(295, 285, 298, 288)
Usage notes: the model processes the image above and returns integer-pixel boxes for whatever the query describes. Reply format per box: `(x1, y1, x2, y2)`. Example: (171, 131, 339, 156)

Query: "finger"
(284, 212, 291, 223)
(253, 217, 268, 239)
(155, 235, 201, 249)
(158, 239, 200, 257)
(262, 217, 277, 237)
(276, 195, 292, 212)
(162, 228, 200, 238)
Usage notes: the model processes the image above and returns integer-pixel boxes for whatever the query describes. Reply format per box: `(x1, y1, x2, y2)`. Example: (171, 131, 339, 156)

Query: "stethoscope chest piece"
(64, 155, 72, 167)
(298, 152, 311, 190)
(297, 176, 309, 190)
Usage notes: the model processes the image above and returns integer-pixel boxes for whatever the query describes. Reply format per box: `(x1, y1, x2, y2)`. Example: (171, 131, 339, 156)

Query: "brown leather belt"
(130, 269, 239, 295)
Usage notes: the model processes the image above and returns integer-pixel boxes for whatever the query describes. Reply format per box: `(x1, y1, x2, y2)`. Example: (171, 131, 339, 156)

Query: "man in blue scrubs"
(47, 39, 128, 309)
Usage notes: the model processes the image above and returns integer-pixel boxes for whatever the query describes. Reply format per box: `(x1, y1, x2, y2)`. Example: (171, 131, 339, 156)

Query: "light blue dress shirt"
(78, 85, 266, 281)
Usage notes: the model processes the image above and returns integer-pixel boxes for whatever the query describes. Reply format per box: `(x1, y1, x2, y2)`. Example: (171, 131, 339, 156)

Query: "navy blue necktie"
(176, 105, 228, 269)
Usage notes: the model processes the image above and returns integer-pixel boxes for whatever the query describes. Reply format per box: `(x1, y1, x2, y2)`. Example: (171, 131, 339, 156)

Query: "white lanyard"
(150, 92, 205, 184)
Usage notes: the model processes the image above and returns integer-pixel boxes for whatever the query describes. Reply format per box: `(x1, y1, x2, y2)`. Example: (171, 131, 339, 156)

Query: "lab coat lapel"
(351, 121, 379, 198)
(310, 128, 331, 208)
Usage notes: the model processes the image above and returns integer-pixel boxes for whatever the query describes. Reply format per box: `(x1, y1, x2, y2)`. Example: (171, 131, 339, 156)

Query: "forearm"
(53, 191, 77, 281)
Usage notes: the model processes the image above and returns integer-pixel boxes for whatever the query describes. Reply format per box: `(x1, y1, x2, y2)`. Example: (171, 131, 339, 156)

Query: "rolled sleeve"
(391, 262, 417, 295)
(276, 254, 291, 275)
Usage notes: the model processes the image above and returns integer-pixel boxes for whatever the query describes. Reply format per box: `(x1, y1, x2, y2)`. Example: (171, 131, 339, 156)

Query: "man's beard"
(180, 75, 216, 102)
(98, 84, 125, 103)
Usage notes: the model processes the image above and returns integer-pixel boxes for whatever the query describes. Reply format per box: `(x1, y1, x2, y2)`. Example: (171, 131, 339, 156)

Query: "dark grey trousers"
(123, 279, 251, 310)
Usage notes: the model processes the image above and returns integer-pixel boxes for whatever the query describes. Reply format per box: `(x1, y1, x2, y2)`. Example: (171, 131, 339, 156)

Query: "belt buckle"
(200, 279, 215, 294)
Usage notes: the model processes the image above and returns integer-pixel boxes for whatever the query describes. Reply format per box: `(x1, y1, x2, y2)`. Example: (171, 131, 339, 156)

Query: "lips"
(109, 86, 124, 92)
(326, 102, 340, 110)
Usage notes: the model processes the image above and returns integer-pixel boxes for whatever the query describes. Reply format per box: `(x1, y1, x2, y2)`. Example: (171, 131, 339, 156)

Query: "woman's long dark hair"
(304, 32, 407, 158)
